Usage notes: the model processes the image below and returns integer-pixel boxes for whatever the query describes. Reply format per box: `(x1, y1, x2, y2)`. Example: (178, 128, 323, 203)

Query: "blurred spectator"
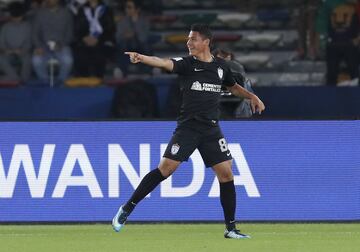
(141, 0, 163, 15)
(32, 0, 74, 84)
(316, 0, 360, 86)
(296, 0, 321, 60)
(73, 0, 115, 78)
(66, 0, 87, 15)
(115, 0, 150, 77)
(24, 0, 44, 22)
(0, 2, 32, 82)
(213, 48, 255, 118)
(212, 48, 250, 89)
(213, 48, 234, 61)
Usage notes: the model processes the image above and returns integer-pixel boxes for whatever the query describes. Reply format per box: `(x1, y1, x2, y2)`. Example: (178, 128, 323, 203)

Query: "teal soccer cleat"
(112, 205, 129, 232)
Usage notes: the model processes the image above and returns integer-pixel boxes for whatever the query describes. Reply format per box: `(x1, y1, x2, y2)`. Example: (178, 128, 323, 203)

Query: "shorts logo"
(217, 67, 223, 80)
(171, 143, 180, 155)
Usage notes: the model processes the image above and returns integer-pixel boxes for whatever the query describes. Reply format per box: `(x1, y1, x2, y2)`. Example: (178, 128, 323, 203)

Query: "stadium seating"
(135, 0, 325, 88)
(0, 0, 328, 97)
(217, 13, 253, 28)
(236, 54, 271, 72)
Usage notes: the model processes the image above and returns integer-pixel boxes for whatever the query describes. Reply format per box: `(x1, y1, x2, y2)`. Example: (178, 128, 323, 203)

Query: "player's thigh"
(198, 130, 232, 168)
(163, 126, 199, 163)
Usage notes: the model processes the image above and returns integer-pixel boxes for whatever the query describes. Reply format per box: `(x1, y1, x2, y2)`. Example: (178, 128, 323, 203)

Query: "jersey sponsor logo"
(194, 68, 204, 72)
(171, 143, 180, 155)
(172, 57, 183, 61)
(191, 81, 203, 91)
(217, 67, 224, 80)
(191, 81, 222, 92)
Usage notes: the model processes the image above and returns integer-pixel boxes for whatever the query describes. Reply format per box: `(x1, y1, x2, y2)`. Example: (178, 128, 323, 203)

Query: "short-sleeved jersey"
(171, 56, 236, 125)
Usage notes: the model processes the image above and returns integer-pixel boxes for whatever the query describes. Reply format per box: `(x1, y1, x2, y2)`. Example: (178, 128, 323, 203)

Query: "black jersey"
(171, 56, 236, 125)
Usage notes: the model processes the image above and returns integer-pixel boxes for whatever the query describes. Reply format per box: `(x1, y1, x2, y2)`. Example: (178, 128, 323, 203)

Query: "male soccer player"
(112, 23, 265, 239)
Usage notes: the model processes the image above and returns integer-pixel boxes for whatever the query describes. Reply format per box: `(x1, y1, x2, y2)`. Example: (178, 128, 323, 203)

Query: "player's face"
(187, 31, 209, 56)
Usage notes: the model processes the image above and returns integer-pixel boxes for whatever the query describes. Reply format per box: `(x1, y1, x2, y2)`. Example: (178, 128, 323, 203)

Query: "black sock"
(220, 180, 236, 231)
(123, 168, 166, 213)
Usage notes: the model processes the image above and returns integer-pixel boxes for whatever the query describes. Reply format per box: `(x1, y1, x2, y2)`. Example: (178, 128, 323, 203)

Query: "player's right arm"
(125, 52, 174, 72)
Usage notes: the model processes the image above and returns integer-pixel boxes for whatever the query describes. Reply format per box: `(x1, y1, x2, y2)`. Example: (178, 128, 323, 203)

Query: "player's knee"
(213, 160, 234, 182)
(158, 158, 180, 178)
(158, 165, 175, 178)
(217, 172, 234, 183)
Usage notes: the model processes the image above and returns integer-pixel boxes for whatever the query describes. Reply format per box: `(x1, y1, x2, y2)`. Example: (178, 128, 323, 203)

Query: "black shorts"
(163, 120, 232, 167)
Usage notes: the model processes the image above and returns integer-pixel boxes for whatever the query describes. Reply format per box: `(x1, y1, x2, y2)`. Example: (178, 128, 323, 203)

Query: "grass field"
(1, 223, 359, 252)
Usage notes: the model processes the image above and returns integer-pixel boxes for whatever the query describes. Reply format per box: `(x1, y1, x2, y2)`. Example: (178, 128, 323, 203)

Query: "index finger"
(251, 102, 256, 114)
(124, 52, 134, 55)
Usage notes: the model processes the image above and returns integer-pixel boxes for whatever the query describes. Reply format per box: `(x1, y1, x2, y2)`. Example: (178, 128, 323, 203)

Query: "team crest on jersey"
(171, 143, 180, 155)
(217, 67, 224, 79)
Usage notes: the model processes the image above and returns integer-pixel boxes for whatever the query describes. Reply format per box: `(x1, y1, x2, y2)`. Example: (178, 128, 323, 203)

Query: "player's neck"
(193, 51, 213, 63)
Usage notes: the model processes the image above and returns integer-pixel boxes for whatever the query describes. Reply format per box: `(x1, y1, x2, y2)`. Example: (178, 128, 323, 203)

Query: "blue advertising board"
(0, 121, 359, 221)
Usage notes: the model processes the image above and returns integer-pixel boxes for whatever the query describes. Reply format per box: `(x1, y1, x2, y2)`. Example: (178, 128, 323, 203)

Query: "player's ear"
(204, 38, 210, 46)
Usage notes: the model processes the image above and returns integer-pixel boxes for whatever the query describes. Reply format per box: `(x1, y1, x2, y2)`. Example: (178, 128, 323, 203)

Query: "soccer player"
(112, 23, 265, 239)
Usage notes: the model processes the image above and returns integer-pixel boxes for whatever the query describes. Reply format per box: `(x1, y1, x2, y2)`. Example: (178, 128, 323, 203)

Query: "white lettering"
(209, 144, 260, 197)
(108, 144, 150, 198)
(191, 82, 222, 92)
(0, 143, 258, 199)
(52, 144, 103, 198)
(0, 144, 55, 198)
(160, 144, 205, 197)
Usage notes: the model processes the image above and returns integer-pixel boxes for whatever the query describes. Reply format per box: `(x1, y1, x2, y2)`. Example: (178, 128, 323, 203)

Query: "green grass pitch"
(1, 223, 359, 252)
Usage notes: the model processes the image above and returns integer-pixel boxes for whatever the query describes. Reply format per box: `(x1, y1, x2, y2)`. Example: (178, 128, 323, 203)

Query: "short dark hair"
(190, 23, 213, 43)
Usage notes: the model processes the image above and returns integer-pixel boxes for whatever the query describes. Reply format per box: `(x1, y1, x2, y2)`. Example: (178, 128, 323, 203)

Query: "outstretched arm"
(125, 52, 174, 72)
(227, 84, 265, 114)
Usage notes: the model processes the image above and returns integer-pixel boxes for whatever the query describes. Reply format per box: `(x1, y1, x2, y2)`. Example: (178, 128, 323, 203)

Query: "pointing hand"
(125, 52, 142, 64)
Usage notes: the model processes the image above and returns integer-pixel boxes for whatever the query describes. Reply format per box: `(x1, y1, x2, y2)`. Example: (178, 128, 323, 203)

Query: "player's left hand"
(250, 95, 265, 114)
